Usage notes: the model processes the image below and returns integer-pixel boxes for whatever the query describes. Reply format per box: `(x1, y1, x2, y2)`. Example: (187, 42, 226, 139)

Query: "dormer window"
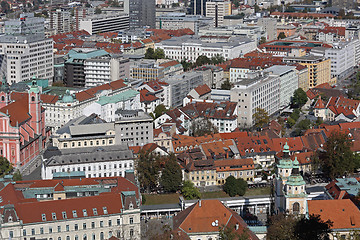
(72, 210, 77, 218)
(62, 212, 67, 219)
(93, 208, 98, 216)
(129, 202, 134, 210)
(8, 216, 12, 222)
(103, 207, 108, 215)
(41, 214, 46, 221)
(83, 209, 88, 217)
(52, 212, 57, 220)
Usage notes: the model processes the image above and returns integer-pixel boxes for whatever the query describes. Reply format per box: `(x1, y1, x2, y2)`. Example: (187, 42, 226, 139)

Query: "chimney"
(235, 223, 239, 230)
(199, 200, 201, 207)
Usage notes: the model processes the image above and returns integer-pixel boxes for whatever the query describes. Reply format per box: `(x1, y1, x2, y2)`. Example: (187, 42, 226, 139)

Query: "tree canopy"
(316, 131, 360, 179)
(160, 154, 182, 193)
(12, 169, 22, 181)
(221, 79, 232, 90)
(252, 108, 270, 129)
(219, 224, 250, 240)
(0, 156, 12, 177)
(145, 48, 165, 60)
(211, 54, 225, 65)
(181, 180, 201, 200)
(277, 32, 287, 39)
(136, 150, 161, 193)
(190, 119, 218, 137)
(267, 214, 332, 240)
(154, 104, 168, 119)
(223, 176, 247, 197)
(291, 88, 308, 108)
(195, 55, 211, 66)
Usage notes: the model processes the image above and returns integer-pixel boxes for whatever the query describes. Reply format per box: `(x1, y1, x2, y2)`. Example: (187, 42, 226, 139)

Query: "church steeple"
(0, 75, 10, 108)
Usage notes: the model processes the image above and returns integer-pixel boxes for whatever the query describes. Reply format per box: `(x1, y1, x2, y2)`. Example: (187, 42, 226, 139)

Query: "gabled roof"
(193, 84, 211, 97)
(139, 89, 158, 103)
(314, 96, 325, 109)
(308, 199, 360, 229)
(172, 199, 258, 239)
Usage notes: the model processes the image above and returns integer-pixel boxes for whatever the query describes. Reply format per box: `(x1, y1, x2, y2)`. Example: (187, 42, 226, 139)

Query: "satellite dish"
(211, 222, 216, 226)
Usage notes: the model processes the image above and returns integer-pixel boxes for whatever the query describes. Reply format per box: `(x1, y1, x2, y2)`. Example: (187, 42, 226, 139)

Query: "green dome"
(29, 79, 40, 94)
(283, 142, 290, 152)
(61, 90, 74, 103)
(0, 75, 9, 93)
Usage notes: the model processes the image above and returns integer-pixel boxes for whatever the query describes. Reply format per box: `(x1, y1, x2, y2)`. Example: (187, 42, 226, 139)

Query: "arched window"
(293, 202, 300, 214)
(31, 96, 35, 102)
(1, 96, 4, 101)
(83, 234, 87, 240)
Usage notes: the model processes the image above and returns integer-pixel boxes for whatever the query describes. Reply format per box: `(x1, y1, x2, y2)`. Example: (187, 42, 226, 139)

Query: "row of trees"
(181, 54, 225, 71)
(0, 156, 22, 181)
(145, 48, 165, 60)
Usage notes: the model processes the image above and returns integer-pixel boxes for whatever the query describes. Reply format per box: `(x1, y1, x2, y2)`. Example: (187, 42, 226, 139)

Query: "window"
(62, 211, 67, 219)
(58, 237, 61, 240)
(75, 224, 78, 231)
(66, 225, 69, 232)
(58, 226, 61, 232)
(52, 212, 57, 220)
(83, 222, 86, 230)
(92, 222, 95, 229)
(100, 232, 104, 240)
(92, 233, 96, 240)
(49, 227, 52, 233)
(66, 237, 70, 240)
(40, 227, 44, 234)
(100, 221, 104, 227)
(130, 217, 134, 224)
(73, 210, 77, 218)
(103, 207, 108, 214)
(117, 218, 120, 226)
(75, 236, 78, 240)
(9, 231, 13, 238)
(83, 209, 88, 217)
(41, 213, 46, 221)
(130, 229, 134, 237)
(93, 208, 98, 215)
(293, 202, 300, 214)
(108, 220, 112, 227)
(32, 229, 35, 235)
(23, 229, 26, 236)
(83, 234, 87, 240)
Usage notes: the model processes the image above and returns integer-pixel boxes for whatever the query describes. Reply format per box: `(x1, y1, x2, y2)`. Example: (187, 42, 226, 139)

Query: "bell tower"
(284, 158, 307, 215)
(28, 77, 42, 135)
(0, 75, 10, 109)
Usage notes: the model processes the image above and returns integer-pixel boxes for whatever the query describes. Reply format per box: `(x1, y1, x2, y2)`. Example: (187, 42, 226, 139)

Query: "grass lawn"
(143, 193, 180, 205)
(143, 187, 271, 205)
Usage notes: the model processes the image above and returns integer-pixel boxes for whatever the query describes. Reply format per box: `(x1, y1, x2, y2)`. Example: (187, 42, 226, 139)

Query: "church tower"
(284, 158, 307, 215)
(0, 75, 10, 109)
(274, 143, 308, 215)
(28, 78, 42, 135)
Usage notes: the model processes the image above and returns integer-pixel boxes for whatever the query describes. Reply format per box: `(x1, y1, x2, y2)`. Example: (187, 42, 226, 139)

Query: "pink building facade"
(0, 79, 49, 168)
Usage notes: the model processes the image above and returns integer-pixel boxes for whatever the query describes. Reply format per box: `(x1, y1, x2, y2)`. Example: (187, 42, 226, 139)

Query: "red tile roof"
(308, 199, 360, 230)
(193, 84, 211, 97)
(139, 88, 159, 103)
(172, 199, 258, 239)
(314, 96, 325, 109)
(270, 11, 334, 18)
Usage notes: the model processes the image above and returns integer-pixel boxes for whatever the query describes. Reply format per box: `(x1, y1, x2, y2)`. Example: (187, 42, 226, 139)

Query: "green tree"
(223, 176, 247, 197)
(267, 214, 297, 240)
(0, 156, 12, 177)
(259, 37, 267, 44)
(221, 79, 232, 90)
(291, 88, 308, 108)
(154, 104, 168, 119)
(195, 55, 211, 66)
(181, 60, 194, 71)
(12, 169, 22, 181)
(290, 108, 301, 121)
(219, 224, 250, 240)
(136, 150, 161, 193)
(160, 154, 182, 192)
(145, 48, 155, 59)
(317, 131, 360, 179)
(254, 4, 260, 13)
(294, 214, 332, 240)
(153, 48, 165, 60)
(277, 32, 287, 39)
(181, 180, 200, 200)
(0, 1, 10, 13)
(287, 117, 296, 128)
(252, 108, 270, 129)
(211, 54, 225, 65)
(296, 119, 311, 131)
(94, 7, 102, 14)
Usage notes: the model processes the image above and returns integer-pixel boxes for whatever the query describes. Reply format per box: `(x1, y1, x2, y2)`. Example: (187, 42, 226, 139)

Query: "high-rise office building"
(124, 0, 156, 29)
(50, 8, 72, 34)
(0, 13, 53, 84)
(189, 0, 209, 15)
(206, 0, 231, 27)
